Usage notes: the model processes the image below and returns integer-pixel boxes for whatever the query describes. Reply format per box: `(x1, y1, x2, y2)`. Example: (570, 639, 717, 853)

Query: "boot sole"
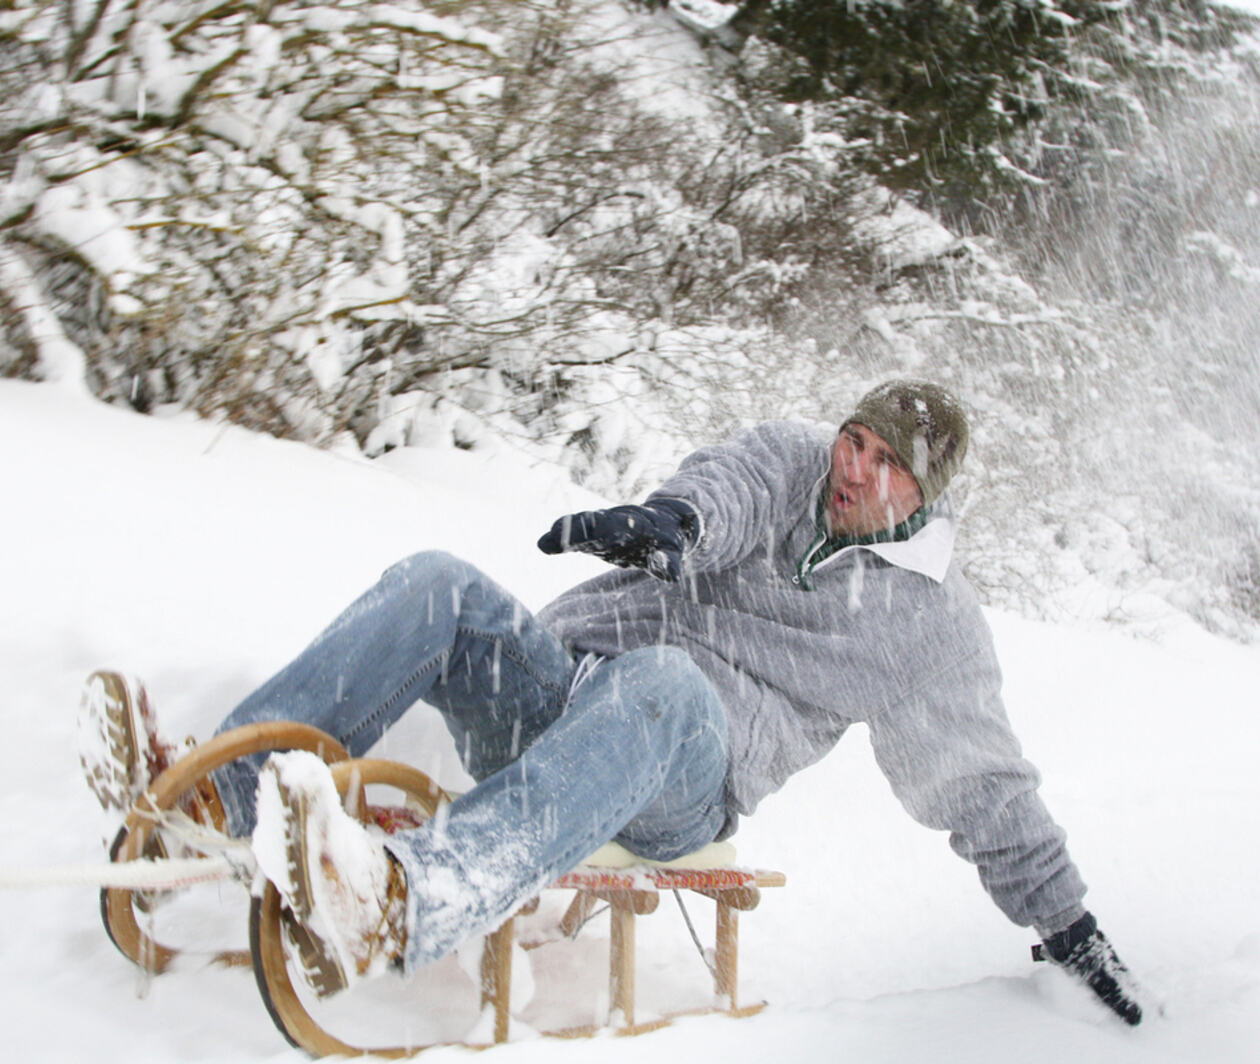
(79, 671, 147, 813)
(267, 768, 350, 998)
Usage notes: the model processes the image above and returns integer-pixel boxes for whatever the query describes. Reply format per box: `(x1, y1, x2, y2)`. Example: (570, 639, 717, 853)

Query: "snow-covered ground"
(1, 379, 1257, 1063)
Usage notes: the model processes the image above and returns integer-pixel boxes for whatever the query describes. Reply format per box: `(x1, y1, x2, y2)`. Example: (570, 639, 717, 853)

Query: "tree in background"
(706, 0, 1115, 197)
(704, 0, 1255, 211)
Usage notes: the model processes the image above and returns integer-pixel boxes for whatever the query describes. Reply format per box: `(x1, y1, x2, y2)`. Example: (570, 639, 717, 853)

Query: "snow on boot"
(253, 750, 408, 998)
(78, 670, 179, 814)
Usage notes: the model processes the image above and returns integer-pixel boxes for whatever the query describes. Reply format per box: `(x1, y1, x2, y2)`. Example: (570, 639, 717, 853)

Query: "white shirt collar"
(814, 516, 956, 584)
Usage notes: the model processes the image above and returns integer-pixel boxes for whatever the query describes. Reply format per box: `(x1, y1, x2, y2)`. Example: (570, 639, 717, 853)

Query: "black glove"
(1038, 912, 1143, 1026)
(537, 498, 699, 582)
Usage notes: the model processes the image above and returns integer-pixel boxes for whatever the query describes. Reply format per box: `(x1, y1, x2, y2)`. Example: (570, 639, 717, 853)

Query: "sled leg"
(696, 884, 762, 1014)
(609, 903, 636, 1029)
(558, 891, 598, 938)
(599, 889, 658, 1031)
(715, 901, 738, 1008)
(480, 918, 515, 1044)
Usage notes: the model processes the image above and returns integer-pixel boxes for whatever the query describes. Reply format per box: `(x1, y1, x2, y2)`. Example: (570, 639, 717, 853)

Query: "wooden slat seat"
(478, 844, 786, 1041)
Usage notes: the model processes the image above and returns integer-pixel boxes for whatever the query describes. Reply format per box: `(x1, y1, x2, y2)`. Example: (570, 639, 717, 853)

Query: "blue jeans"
(212, 551, 730, 968)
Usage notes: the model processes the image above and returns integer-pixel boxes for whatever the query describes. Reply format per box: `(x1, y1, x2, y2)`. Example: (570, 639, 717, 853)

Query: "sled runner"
(98, 722, 786, 1056)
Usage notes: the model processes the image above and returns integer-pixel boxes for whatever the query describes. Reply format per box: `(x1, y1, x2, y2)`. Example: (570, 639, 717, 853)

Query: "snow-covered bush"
(1, 1, 512, 429)
(0, 3, 825, 484)
(0, 4, 725, 463)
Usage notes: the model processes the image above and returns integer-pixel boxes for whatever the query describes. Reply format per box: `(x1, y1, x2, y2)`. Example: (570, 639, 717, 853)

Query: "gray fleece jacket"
(538, 420, 1087, 936)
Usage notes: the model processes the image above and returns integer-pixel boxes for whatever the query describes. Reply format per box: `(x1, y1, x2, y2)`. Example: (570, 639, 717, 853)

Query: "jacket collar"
(805, 504, 957, 585)
(829, 515, 956, 583)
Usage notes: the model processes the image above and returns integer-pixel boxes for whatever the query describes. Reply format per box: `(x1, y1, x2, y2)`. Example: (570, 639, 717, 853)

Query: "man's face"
(824, 423, 924, 536)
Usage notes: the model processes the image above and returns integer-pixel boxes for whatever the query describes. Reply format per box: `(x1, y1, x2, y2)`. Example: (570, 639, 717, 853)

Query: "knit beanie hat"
(842, 380, 969, 506)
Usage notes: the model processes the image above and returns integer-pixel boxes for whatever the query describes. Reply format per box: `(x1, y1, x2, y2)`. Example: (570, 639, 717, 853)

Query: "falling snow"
(1, 380, 1258, 1062)
(2, 0, 1260, 1059)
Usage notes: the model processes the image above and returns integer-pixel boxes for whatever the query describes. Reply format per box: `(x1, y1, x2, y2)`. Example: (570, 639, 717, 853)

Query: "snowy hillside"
(1, 380, 1257, 1063)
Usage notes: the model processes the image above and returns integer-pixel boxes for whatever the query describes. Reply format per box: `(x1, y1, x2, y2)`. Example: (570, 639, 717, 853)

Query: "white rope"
(0, 807, 258, 891)
(0, 854, 246, 891)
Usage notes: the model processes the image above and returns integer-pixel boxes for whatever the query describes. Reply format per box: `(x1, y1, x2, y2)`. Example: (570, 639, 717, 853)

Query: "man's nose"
(839, 446, 870, 483)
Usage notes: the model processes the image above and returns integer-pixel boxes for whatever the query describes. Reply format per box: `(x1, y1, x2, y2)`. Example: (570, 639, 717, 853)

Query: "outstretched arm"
(538, 421, 829, 578)
(536, 498, 700, 582)
(866, 647, 1147, 1025)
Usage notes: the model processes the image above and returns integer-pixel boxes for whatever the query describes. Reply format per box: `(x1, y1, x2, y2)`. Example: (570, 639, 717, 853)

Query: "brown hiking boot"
(254, 751, 408, 997)
(77, 670, 226, 831)
(78, 671, 178, 814)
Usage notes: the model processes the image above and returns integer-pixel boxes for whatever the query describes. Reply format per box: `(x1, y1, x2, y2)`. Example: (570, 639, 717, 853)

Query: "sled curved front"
(248, 757, 449, 1058)
(102, 721, 350, 973)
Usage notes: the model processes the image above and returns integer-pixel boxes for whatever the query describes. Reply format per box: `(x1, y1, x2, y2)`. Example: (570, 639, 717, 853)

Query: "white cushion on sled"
(578, 839, 737, 870)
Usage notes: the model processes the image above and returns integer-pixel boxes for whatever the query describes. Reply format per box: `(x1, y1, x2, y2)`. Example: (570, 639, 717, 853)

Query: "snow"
(1, 379, 1258, 1062)
(581, 1, 723, 125)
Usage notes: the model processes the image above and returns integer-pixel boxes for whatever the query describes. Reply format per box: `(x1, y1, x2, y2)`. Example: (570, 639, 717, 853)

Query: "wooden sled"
(102, 723, 786, 1057)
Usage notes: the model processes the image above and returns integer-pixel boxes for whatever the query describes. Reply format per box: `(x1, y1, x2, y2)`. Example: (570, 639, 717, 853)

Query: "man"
(80, 380, 1145, 1023)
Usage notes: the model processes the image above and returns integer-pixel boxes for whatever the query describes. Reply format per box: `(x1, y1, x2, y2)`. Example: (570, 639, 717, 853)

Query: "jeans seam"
(340, 652, 447, 744)
(456, 623, 570, 699)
